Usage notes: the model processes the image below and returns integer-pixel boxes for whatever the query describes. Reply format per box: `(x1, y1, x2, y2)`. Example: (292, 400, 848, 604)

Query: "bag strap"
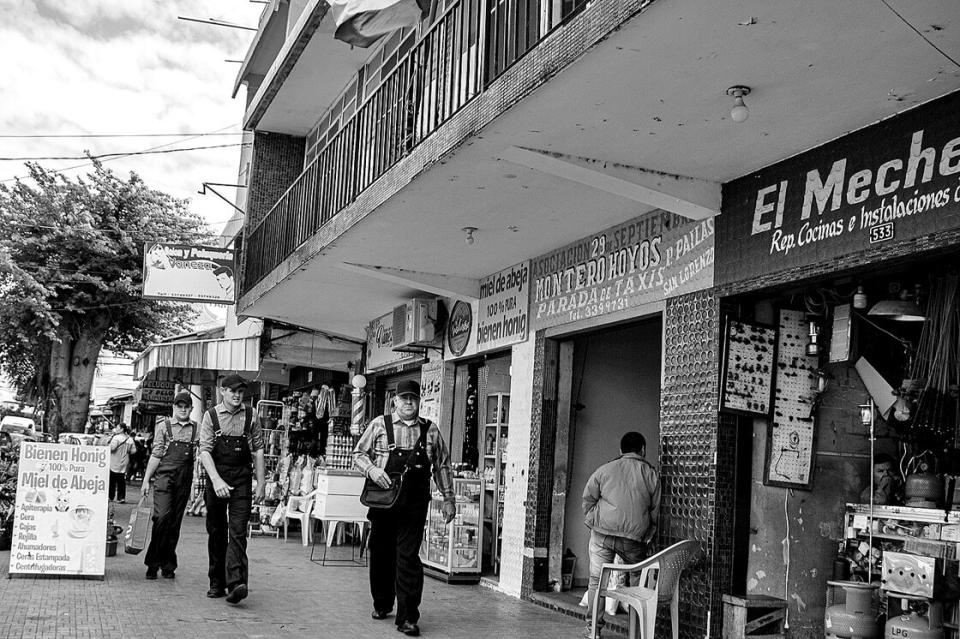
(383, 413, 395, 449)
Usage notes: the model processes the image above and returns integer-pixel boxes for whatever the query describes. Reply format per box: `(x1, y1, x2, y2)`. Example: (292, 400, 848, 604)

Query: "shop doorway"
(551, 315, 663, 590)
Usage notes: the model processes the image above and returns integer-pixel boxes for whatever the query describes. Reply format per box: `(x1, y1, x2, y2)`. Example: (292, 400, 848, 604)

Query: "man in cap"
(199, 374, 265, 604)
(353, 379, 456, 637)
(141, 390, 198, 580)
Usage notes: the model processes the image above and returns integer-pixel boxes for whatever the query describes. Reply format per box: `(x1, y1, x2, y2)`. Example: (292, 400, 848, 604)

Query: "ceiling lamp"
(462, 226, 477, 245)
(726, 85, 751, 123)
(867, 289, 925, 322)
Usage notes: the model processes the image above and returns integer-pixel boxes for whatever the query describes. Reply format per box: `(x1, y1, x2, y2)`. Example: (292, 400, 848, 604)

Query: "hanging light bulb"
(726, 86, 751, 123)
(853, 285, 868, 310)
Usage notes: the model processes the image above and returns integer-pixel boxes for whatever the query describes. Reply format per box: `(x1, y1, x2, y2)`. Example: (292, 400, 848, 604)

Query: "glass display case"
(482, 393, 508, 574)
(421, 477, 483, 583)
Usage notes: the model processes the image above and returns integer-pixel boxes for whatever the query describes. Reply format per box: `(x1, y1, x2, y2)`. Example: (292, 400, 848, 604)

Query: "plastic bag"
(269, 502, 285, 527)
(578, 555, 627, 615)
(124, 489, 154, 554)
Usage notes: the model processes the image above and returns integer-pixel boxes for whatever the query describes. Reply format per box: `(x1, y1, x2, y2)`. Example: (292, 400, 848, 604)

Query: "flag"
(329, 0, 430, 48)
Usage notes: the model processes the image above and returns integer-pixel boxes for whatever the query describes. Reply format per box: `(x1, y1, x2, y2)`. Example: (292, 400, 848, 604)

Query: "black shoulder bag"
(360, 414, 429, 509)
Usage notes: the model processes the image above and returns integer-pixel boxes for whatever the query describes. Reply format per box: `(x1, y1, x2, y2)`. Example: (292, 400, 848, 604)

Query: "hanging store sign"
(142, 242, 236, 304)
(419, 360, 445, 424)
(9, 443, 109, 577)
(529, 211, 714, 331)
(366, 312, 422, 371)
(717, 91, 960, 286)
(136, 379, 175, 406)
(477, 261, 530, 352)
(447, 301, 473, 357)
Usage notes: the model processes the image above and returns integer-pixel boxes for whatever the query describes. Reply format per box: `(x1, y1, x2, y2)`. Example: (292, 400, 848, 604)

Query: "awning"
(133, 336, 261, 381)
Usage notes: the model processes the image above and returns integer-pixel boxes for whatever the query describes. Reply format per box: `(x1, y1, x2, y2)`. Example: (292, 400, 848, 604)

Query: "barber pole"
(350, 388, 365, 436)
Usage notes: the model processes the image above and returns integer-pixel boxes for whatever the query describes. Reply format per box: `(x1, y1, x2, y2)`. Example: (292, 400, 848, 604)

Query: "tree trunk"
(48, 315, 110, 436)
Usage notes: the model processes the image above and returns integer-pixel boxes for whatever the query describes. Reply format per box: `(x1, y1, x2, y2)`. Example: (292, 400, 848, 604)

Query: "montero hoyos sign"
(717, 91, 960, 285)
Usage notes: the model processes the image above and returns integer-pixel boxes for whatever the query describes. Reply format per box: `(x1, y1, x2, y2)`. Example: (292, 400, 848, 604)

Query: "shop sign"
(142, 242, 236, 304)
(717, 91, 960, 286)
(477, 261, 530, 352)
(419, 360, 444, 424)
(366, 312, 422, 371)
(529, 210, 714, 331)
(9, 443, 109, 577)
(447, 301, 472, 356)
(138, 379, 175, 405)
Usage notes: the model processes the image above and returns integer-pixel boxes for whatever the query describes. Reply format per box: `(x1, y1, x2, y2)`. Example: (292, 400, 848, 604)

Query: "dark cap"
(395, 380, 421, 398)
(173, 390, 193, 406)
(220, 373, 248, 391)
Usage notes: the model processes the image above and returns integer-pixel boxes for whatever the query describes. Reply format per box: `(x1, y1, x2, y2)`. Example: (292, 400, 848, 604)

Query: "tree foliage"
(0, 161, 206, 430)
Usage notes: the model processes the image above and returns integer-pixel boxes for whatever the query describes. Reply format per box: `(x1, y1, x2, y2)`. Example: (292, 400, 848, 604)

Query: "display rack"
(421, 477, 483, 583)
(257, 400, 287, 479)
(482, 393, 509, 574)
(843, 503, 960, 637)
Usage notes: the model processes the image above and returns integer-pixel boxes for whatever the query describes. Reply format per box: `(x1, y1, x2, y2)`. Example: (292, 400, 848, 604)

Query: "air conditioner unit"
(392, 298, 441, 352)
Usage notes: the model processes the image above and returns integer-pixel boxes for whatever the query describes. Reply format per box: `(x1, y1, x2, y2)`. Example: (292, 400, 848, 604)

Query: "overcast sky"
(0, 0, 263, 233)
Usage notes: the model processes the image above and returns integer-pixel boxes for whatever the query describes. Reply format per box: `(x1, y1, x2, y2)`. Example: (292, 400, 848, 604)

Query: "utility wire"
(0, 132, 244, 139)
(0, 123, 242, 184)
(0, 142, 249, 162)
(880, 0, 960, 69)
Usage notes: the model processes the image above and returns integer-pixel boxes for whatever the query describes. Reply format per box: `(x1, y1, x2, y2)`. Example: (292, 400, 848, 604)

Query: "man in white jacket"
(581, 431, 661, 639)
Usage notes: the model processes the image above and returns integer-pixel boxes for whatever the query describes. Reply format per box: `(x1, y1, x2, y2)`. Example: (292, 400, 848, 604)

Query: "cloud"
(0, 0, 263, 230)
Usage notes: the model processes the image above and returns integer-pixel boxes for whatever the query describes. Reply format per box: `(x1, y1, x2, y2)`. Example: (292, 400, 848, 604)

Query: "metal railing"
(243, 0, 587, 293)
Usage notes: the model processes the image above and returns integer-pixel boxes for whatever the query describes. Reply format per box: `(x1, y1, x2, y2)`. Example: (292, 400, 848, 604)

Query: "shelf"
(852, 531, 954, 544)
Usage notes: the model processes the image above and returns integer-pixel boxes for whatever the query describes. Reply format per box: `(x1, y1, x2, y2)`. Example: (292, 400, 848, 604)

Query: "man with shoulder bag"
(353, 380, 456, 637)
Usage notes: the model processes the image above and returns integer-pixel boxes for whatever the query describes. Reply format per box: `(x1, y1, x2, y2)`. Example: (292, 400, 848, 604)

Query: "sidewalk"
(0, 485, 583, 639)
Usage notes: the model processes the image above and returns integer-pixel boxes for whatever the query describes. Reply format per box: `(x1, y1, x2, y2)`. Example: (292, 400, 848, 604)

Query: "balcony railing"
(243, 0, 587, 293)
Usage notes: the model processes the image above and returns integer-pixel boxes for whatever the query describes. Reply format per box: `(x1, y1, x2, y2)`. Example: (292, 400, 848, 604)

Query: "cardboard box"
(941, 525, 960, 542)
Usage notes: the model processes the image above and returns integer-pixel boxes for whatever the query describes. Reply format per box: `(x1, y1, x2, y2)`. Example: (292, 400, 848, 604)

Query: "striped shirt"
(353, 412, 455, 503)
(198, 403, 264, 455)
(150, 419, 197, 459)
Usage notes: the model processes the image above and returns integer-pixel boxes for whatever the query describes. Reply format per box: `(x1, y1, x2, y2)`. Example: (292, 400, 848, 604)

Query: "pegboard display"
(764, 309, 819, 489)
(720, 319, 776, 416)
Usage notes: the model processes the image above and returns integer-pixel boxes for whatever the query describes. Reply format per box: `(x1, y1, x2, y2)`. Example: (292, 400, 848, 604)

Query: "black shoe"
(372, 610, 391, 620)
(161, 570, 175, 579)
(145, 567, 158, 580)
(206, 588, 226, 598)
(118, 499, 126, 504)
(397, 621, 420, 636)
(225, 584, 248, 604)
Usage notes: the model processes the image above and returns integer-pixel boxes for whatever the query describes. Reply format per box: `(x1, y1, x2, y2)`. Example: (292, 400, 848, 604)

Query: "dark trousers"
(204, 479, 252, 590)
(108, 471, 126, 501)
(368, 501, 429, 625)
(144, 470, 193, 571)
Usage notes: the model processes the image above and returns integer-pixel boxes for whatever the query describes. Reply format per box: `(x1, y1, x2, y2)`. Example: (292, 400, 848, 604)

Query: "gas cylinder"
(885, 612, 944, 639)
(885, 597, 944, 639)
(825, 581, 882, 639)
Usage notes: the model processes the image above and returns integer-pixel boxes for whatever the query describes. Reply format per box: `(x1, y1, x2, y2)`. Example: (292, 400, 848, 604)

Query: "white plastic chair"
(590, 539, 701, 639)
(283, 490, 316, 546)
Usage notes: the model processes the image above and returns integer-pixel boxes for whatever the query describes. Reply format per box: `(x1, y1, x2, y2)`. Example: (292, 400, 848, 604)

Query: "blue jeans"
(586, 531, 649, 627)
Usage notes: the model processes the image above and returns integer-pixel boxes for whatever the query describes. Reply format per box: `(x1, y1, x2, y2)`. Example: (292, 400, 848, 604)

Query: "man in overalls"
(353, 380, 457, 637)
(141, 390, 197, 580)
(198, 374, 265, 604)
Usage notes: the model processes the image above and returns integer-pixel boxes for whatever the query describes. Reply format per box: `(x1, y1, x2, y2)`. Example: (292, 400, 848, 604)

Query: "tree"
(0, 161, 205, 435)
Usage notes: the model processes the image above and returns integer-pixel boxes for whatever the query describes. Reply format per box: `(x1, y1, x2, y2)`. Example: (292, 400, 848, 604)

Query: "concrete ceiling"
(243, 0, 960, 339)
(253, 13, 374, 134)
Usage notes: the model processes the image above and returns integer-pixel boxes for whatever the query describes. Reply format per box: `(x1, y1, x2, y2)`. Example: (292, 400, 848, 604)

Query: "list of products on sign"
(9, 443, 109, 577)
(529, 211, 715, 331)
(477, 261, 530, 352)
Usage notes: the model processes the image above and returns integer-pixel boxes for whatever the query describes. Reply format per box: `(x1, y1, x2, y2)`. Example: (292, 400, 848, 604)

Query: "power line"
(0, 132, 244, 140)
(0, 123, 241, 184)
(0, 142, 249, 162)
(6, 216, 242, 236)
